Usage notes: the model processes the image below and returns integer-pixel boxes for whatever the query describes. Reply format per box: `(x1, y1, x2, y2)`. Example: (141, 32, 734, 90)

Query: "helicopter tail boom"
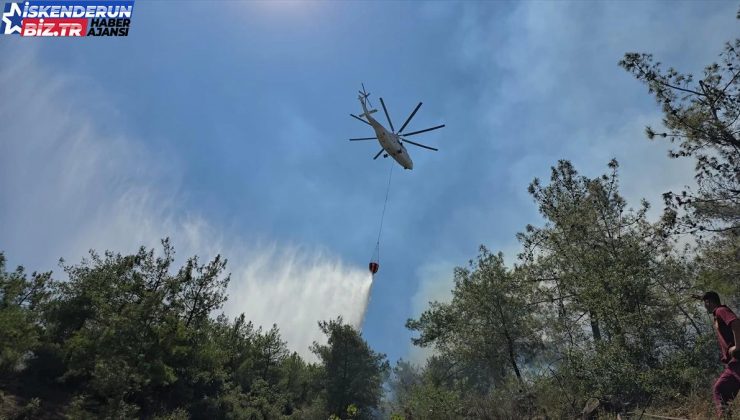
(359, 109, 378, 119)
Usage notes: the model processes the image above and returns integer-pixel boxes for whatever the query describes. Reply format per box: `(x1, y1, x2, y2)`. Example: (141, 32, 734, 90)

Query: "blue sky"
(1, 1, 738, 364)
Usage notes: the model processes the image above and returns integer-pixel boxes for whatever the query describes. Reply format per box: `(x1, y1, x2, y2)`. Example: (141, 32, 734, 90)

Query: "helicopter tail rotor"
(359, 83, 373, 108)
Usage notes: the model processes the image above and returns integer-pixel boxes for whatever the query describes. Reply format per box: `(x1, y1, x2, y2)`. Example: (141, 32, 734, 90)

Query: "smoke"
(0, 46, 374, 361)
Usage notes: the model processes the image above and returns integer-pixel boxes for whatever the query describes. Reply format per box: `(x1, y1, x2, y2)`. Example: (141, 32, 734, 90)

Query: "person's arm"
(730, 319, 740, 357)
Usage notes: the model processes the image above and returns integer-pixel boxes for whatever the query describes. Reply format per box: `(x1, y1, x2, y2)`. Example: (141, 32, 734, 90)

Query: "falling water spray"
(223, 246, 376, 361)
(356, 274, 375, 331)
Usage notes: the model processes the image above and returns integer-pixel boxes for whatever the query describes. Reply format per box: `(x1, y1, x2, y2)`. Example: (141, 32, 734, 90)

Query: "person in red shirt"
(701, 291, 740, 417)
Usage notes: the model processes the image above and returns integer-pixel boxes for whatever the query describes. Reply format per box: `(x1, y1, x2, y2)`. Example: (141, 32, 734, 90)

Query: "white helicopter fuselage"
(360, 98, 413, 170)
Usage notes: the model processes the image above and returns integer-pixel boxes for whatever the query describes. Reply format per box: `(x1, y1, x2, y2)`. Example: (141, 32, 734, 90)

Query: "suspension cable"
(374, 161, 394, 262)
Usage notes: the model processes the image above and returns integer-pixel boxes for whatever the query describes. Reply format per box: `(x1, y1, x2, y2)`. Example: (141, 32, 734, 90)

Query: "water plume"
(223, 246, 375, 360)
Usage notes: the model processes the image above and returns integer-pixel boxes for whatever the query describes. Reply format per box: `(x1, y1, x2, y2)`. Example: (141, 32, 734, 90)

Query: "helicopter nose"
(407, 160, 413, 170)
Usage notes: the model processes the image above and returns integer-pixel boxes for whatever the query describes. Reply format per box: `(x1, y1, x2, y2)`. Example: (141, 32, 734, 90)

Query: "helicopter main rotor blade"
(400, 124, 445, 137)
(398, 102, 422, 134)
(350, 114, 371, 126)
(373, 149, 385, 160)
(401, 138, 438, 151)
(379, 98, 395, 133)
(349, 137, 377, 141)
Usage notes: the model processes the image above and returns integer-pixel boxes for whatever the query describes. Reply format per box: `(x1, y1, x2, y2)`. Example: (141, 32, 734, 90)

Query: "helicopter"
(349, 84, 445, 170)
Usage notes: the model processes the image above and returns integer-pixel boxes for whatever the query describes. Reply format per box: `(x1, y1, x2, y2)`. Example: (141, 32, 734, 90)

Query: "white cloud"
(0, 46, 371, 361)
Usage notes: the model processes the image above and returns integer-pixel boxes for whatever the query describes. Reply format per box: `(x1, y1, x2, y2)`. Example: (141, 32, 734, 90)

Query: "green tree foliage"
(0, 241, 348, 418)
(0, 253, 52, 374)
(516, 160, 713, 411)
(620, 38, 740, 234)
(400, 160, 718, 418)
(406, 247, 541, 393)
(695, 234, 740, 310)
(617, 28, 740, 414)
(385, 358, 463, 420)
(394, 24, 740, 417)
(37, 240, 231, 416)
(311, 317, 389, 420)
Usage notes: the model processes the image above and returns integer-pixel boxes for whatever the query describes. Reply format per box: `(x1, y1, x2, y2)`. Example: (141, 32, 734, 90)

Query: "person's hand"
(730, 346, 738, 358)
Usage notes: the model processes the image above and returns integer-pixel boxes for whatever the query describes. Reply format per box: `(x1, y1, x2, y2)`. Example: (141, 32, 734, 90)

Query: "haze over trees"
(388, 19, 739, 420)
